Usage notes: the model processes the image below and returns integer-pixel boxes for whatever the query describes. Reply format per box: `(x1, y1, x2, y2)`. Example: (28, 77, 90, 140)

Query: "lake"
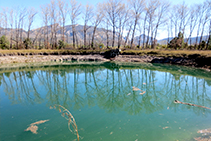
(0, 62, 211, 141)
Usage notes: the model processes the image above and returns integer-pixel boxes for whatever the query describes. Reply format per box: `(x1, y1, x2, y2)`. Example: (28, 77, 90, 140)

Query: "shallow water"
(0, 62, 211, 141)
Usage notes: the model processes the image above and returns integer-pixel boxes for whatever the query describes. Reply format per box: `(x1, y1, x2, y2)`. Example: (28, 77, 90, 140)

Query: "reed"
(50, 104, 80, 141)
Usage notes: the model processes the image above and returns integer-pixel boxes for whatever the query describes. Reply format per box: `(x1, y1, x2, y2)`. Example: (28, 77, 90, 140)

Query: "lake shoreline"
(0, 53, 210, 71)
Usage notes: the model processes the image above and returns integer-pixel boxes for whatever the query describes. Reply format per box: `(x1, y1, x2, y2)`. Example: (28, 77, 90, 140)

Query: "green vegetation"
(0, 36, 9, 49)
(23, 38, 32, 49)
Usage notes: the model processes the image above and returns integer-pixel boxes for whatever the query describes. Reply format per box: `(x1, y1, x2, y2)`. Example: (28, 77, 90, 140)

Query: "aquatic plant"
(50, 104, 80, 141)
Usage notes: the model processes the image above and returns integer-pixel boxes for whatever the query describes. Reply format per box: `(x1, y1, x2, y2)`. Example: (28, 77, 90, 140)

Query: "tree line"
(0, 0, 211, 50)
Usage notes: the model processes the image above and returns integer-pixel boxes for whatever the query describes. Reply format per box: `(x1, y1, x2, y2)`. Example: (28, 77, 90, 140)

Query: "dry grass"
(121, 49, 211, 57)
(0, 49, 211, 57)
(0, 49, 107, 55)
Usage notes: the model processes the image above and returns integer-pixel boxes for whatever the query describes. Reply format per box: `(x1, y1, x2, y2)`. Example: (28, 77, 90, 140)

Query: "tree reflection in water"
(0, 62, 211, 116)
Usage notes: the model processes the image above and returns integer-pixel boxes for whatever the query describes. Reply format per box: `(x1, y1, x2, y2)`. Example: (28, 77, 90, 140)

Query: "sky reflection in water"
(0, 62, 211, 141)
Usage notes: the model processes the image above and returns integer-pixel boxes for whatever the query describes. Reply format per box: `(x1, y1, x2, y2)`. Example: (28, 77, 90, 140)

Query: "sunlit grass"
(121, 49, 211, 57)
(0, 49, 211, 57)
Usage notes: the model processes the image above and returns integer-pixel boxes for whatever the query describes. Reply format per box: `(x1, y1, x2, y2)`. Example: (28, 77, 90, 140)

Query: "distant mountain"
(133, 34, 154, 45)
(157, 35, 209, 45)
(0, 24, 115, 46)
(0, 25, 209, 46)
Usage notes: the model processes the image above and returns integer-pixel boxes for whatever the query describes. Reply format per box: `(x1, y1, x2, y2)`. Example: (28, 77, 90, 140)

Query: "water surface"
(0, 62, 211, 141)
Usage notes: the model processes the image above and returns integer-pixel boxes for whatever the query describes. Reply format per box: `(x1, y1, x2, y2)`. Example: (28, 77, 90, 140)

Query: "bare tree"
(9, 9, 14, 48)
(102, 20, 110, 48)
(177, 2, 189, 35)
(145, 0, 159, 48)
(186, 5, 198, 45)
(58, 0, 68, 42)
(124, 21, 133, 47)
(91, 3, 104, 48)
(117, 3, 129, 48)
(49, 0, 59, 49)
(142, 10, 147, 48)
(0, 12, 2, 35)
(83, 3, 93, 47)
(20, 8, 27, 45)
(13, 7, 26, 49)
(128, 0, 145, 48)
(41, 5, 50, 48)
(199, 0, 211, 44)
(103, 0, 122, 47)
(153, 0, 170, 48)
(2, 8, 8, 36)
(207, 19, 211, 48)
(27, 8, 37, 39)
(69, 0, 81, 48)
(170, 6, 179, 37)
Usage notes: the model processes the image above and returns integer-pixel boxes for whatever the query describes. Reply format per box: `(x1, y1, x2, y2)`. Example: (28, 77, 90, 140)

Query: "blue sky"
(0, 0, 205, 39)
(0, 0, 203, 10)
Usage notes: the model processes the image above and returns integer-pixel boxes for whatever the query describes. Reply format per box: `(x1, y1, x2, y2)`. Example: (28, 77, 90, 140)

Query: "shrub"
(0, 35, 9, 49)
(58, 40, 65, 49)
(168, 32, 185, 49)
(198, 41, 206, 50)
(23, 38, 32, 49)
(98, 43, 104, 49)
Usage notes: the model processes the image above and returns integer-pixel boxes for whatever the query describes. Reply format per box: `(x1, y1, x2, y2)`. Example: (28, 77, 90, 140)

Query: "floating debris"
(197, 128, 211, 134)
(162, 126, 169, 129)
(132, 86, 144, 92)
(25, 119, 49, 134)
(30, 119, 49, 126)
(127, 93, 131, 96)
(25, 125, 38, 134)
(140, 91, 146, 95)
(132, 86, 141, 91)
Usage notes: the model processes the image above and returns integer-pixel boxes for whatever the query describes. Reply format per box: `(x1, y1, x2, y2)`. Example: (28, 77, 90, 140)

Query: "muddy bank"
(0, 54, 210, 71)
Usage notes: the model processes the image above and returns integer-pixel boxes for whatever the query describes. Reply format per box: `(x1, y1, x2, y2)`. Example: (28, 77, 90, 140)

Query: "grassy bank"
(0, 49, 211, 58)
(121, 49, 211, 58)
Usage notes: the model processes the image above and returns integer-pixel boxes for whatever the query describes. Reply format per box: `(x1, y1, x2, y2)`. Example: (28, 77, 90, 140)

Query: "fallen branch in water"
(174, 100, 211, 110)
(50, 104, 80, 141)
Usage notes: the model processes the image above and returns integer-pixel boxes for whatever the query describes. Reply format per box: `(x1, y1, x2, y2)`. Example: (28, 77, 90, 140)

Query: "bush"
(58, 40, 65, 49)
(0, 35, 9, 49)
(98, 43, 104, 49)
(23, 38, 32, 49)
(198, 41, 206, 50)
(168, 32, 185, 49)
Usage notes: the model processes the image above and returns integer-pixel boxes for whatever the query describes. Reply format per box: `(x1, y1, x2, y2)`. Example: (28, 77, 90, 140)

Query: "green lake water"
(0, 62, 211, 141)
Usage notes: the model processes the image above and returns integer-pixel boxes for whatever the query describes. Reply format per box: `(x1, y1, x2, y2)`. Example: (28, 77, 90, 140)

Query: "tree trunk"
(91, 26, 97, 48)
(124, 24, 132, 47)
(84, 26, 87, 47)
(130, 19, 138, 48)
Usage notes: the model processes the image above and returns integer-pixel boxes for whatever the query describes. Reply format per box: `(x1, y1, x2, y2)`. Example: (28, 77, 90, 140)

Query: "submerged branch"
(174, 100, 211, 110)
(50, 104, 80, 141)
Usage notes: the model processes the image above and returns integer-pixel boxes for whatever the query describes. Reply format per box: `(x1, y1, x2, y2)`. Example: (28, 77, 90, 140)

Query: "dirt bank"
(0, 53, 210, 71)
